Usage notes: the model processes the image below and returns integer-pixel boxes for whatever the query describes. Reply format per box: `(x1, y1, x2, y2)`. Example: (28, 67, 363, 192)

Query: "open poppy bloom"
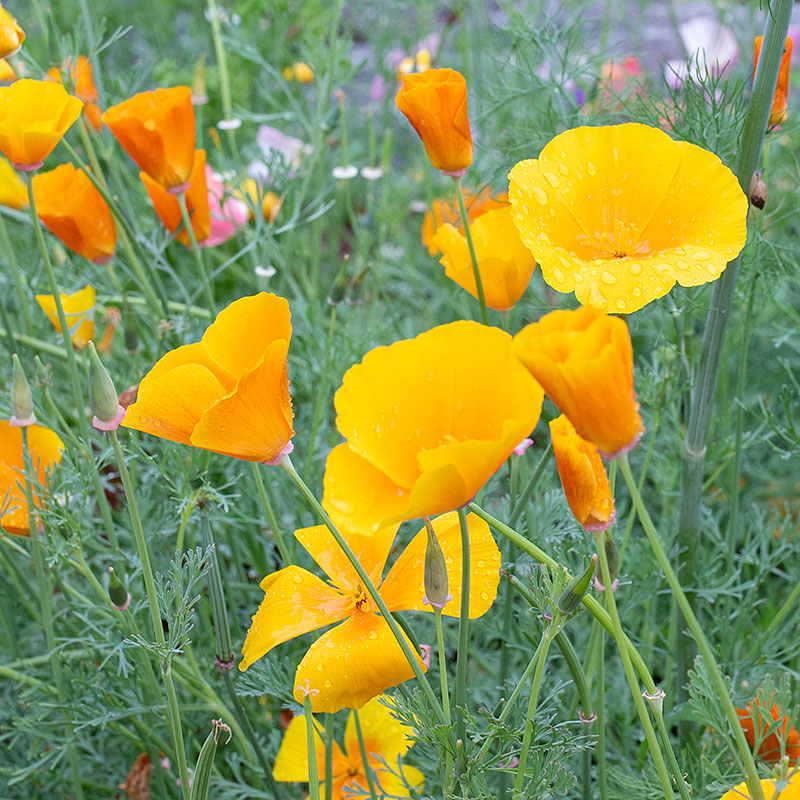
(0, 154, 26, 208)
(433, 205, 536, 311)
(421, 186, 508, 255)
(123, 292, 294, 463)
(0, 419, 64, 536)
(36, 285, 95, 349)
(719, 773, 800, 800)
(754, 36, 793, 128)
(46, 56, 102, 132)
(395, 68, 473, 175)
(274, 696, 424, 800)
(32, 164, 116, 262)
(323, 321, 543, 535)
(508, 123, 748, 313)
(513, 305, 642, 458)
(0, 5, 24, 59)
(736, 695, 800, 763)
(0, 79, 83, 170)
(550, 414, 615, 530)
(141, 149, 210, 247)
(240, 510, 500, 712)
(102, 86, 195, 192)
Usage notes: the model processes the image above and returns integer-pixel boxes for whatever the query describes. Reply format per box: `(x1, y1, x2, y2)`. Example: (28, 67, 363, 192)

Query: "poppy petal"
(343, 696, 414, 762)
(139, 341, 236, 395)
(273, 714, 335, 782)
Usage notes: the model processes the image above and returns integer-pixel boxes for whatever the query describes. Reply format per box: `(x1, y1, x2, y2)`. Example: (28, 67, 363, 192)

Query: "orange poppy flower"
(513, 305, 643, 458)
(36, 285, 95, 349)
(141, 149, 210, 247)
(32, 164, 116, 262)
(433, 206, 536, 311)
(46, 56, 102, 132)
(0, 5, 24, 59)
(754, 36, 793, 128)
(736, 695, 800, 764)
(550, 414, 615, 530)
(719, 773, 800, 800)
(323, 321, 543, 535)
(421, 186, 508, 255)
(274, 696, 424, 800)
(123, 292, 294, 463)
(508, 123, 748, 313)
(0, 79, 83, 170)
(240, 510, 500, 712)
(102, 86, 195, 192)
(0, 154, 26, 208)
(395, 68, 473, 175)
(0, 419, 64, 536)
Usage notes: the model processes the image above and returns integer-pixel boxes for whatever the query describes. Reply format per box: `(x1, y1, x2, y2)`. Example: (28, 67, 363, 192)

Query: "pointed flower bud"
(10, 354, 35, 426)
(423, 517, 452, 609)
(88, 342, 126, 430)
(108, 566, 131, 610)
(557, 554, 597, 616)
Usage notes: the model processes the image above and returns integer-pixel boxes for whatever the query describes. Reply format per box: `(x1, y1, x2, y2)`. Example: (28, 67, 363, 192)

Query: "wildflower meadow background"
(0, 1, 799, 799)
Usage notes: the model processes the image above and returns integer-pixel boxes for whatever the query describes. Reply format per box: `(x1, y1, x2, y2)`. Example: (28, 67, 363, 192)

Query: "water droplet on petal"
(587, 161, 597, 176)
(531, 187, 548, 205)
(600, 271, 617, 285)
(544, 171, 560, 188)
(629, 263, 642, 276)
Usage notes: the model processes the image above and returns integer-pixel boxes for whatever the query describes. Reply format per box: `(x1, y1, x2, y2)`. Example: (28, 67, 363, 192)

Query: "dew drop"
(694, 249, 712, 261)
(551, 267, 566, 285)
(481, 591, 489, 601)
(532, 187, 548, 205)
(324, 679, 332, 687)
(600, 271, 617, 285)
(558, 162, 569, 175)
(616, 299, 627, 310)
(675, 259, 688, 270)
(544, 171, 560, 188)
(629, 262, 642, 276)
(477, 559, 486, 568)
(633, 287, 642, 296)
(587, 161, 597, 176)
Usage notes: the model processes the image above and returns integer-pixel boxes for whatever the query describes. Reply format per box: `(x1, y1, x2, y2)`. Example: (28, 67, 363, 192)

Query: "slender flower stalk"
(251, 462, 292, 564)
(452, 175, 488, 324)
(206, 0, 238, 148)
(434, 606, 454, 796)
(177, 190, 215, 311)
(454, 506, 471, 744)
(302, 692, 321, 800)
(353, 710, 380, 800)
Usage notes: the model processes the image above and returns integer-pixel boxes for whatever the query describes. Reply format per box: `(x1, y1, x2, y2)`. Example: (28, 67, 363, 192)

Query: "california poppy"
(513, 305, 643, 458)
(0, 79, 83, 170)
(719, 773, 800, 800)
(36, 285, 95, 349)
(754, 36, 793, 128)
(550, 414, 615, 530)
(123, 292, 294, 463)
(274, 696, 424, 800)
(736, 694, 800, 763)
(508, 123, 748, 313)
(240, 511, 500, 712)
(102, 86, 195, 192)
(433, 205, 535, 311)
(47, 56, 102, 131)
(32, 164, 116, 262)
(0, 154, 25, 208)
(0, 419, 64, 536)
(0, 5, 24, 60)
(396, 68, 473, 175)
(323, 321, 543, 535)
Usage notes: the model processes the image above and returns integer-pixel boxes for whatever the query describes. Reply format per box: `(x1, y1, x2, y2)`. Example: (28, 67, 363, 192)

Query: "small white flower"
(332, 164, 358, 180)
(409, 199, 428, 213)
(231, 13, 241, 25)
(217, 117, 242, 130)
(255, 265, 277, 279)
(360, 166, 384, 180)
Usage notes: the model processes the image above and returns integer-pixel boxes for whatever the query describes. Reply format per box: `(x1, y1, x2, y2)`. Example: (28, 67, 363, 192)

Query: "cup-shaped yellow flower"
(395, 67, 473, 175)
(274, 696, 424, 800)
(240, 511, 500, 712)
(0, 5, 24, 59)
(323, 321, 543, 535)
(0, 154, 26, 208)
(36, 285, 95, 350)
(514, 305, 642, 458)
(0, 79, 83, 170)
(719, 773, 800, 800)
(0, 419, 64, 536)
(123, 292, 294, 463)
(550, 414, 615, 530)
(434, 206, 536, 311)
(509, 123, 748, 313)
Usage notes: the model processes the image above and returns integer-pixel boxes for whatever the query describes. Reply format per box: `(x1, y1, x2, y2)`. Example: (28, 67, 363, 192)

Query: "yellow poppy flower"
(719, 773, 800, 800)
(0, 154, 25, 208)
(323, 321, 543, 535)
(239, 511, 500, 713)
(35, 285, 95, 350)
(508, 123, 748, 313)
(274, 696, 424, 800)
(0, 5, 24, 59)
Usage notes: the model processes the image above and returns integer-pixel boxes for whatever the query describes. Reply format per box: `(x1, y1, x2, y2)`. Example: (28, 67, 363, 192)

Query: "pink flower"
(201, 166, 249, 248)
(664, 16, 739, 88)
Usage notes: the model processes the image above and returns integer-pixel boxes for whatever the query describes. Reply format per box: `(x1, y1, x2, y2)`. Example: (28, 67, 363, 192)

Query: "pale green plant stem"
(0, 329, 81, 360)
(596, 617, 608, 800)
(251, 462, 292, 564)
(324, 715, 334, 800)
(435, 608, 454, 795)
(206, 0, 238, 150)
(109, 430, 191, 800)
(103, 293, 212, 319)
(452, 175, 488, 324)
(620, 454, 766, 800)
(508, 443, 552, 528)
(177, 191, 215, 312)
(0, 215, 32, 333)
(279, 455, 448, 726)
(353, 709, 380, 800)
(21, 429, 85, 800)
(303, 307, 337, 477)
(303, 694, 322, 800)
(454, 506, 472, 745)
(675, 0, 792, 704)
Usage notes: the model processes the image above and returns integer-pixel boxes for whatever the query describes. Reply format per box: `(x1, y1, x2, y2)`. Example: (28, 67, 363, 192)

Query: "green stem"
(206, 0, 238, 150)
(177, 191, 215, 312)
(303, 306, 337, 477)
(251, 462, 292, 564)
(353, 709, 380, 800)
(0, 214, 32, 334)
(452, 175, 488, 324)
(324, 715, 334, 800)
(454, 506, 471, 745)
(508, 443, 552, 528)
(620, 455, 765, 800)
(435, 608, 453, 796)
(303, 693, 321, 800)
(596, 617, 607, 800)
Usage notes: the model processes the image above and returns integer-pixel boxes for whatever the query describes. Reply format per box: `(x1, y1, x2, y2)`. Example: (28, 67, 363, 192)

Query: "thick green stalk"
(177, 191, 216, 311)
(303, 693, 322, 800)
(435, 608, 454, 796)
(454, 506, 471, 744)
(452, 175, 489, 324)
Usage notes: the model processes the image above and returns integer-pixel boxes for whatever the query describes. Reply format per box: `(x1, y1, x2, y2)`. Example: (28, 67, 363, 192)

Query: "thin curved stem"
(452, 175, 489, 324)
(454, 506, 471, 744)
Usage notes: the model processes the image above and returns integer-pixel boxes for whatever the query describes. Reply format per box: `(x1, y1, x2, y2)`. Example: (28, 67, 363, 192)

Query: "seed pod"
(557, 554, 597, 616)
(423, 517, 451, 609)
(749, 170, 767, 210)
(108, 567, 131, 611)
(10, 354, 35, 427)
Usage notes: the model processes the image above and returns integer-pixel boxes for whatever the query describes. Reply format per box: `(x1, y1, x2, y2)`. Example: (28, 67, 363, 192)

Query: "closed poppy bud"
(36, 285, 95, 350)
(10, 354, 34, 426)
(433, 206, 536, 311)
(0, 79, 83, 170)
(395, 67, 473, 175)
(0, 58, 16, 83)
(141, 149, 211, 247)
(423, 517, 451, 609)
(0, 5, 24, 59)
(88, 342, 126, 431)
(47, 56, 102, 132)
(191, 56, 208, 105)
(107, 566, 131, 611)
(557, 554, 597, 616)
(513, 305, 643, 458)
(32, 164, 116, 263)
(754, 36, 793, 128)
(102, 86, 196, 192)
(0, 154, 26, 208)
(549, 414, 615, 530)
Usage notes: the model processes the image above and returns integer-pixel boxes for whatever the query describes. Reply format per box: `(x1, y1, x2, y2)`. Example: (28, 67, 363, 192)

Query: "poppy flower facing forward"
(36, 285, 95, 349)
(47, 56, 103, 131)
(754, 36, 793, 128)
(323, 321, 543, 535)
(123, 292, 294, 463)
(240, 511, 500, 712)
(508, 123, 748, 313)
(0, 419, 64, 536)
(736, 695, 800, 763)
(514, 305, 642, 458)
(395, 68, 473, 175)
(274, 696, 424, 800)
